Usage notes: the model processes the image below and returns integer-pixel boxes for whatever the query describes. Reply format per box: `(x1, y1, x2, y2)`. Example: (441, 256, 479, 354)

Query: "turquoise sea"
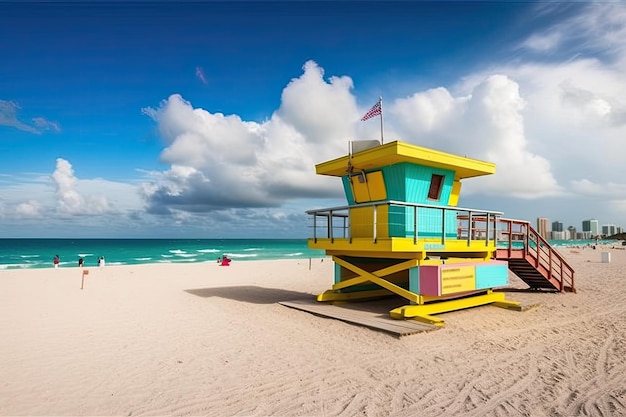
(0, 239, 326, 270)
(0, 238, 618, 270)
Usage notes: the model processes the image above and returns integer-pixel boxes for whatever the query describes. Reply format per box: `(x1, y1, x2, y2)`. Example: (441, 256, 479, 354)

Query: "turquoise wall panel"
(388, 205, 406, 237)
(444, 210, 457, 238)
(404, 165, 432, 203)
(475, 262, 509, 289)
(409, 266, 419, 297)
(388, 209, 458, 238)
(382, 164, 407, 237)
(381, 164, 406, 200)
(403, 164, 455, 205)
(334, 262, 342, 284)
(341, 176, 355, 205)
(400, 205, 457, 238)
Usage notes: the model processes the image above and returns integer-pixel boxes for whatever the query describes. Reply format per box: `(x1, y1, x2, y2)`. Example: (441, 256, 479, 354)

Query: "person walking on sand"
(53, 255, 60, 268)
(78, 257, 84, 268)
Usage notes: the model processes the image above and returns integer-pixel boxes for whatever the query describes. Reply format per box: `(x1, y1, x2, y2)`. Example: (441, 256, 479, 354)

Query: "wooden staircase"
(495, 218, 575, 293)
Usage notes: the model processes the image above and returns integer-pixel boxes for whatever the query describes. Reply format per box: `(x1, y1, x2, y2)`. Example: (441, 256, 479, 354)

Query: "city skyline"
(537, 216, 622, 239)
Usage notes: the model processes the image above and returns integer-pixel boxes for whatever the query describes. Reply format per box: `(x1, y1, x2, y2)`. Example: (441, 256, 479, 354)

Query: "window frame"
(427, 174, 445, 201)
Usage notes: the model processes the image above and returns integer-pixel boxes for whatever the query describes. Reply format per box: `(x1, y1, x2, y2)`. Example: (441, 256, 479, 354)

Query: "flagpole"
(360, 98, 384, 143)
(379, 96, 384, 144)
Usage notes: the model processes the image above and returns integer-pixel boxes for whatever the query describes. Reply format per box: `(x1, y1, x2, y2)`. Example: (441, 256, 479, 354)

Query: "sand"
(1, 247, 626, 416)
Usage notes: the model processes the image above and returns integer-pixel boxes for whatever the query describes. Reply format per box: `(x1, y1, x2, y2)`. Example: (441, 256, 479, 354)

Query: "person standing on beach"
(53, 255, 60, 268)
(78, 258, 84, 268)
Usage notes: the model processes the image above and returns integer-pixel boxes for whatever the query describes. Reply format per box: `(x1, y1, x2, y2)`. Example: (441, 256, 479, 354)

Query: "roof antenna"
(346, 140, 354, 173)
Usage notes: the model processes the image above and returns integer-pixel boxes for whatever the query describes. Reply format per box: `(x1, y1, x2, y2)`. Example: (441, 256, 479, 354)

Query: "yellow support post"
(389, 291, 521, 324)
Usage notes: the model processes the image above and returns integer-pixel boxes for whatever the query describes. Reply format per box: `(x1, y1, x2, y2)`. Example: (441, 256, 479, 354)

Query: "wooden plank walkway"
(279, 298, 438, 337)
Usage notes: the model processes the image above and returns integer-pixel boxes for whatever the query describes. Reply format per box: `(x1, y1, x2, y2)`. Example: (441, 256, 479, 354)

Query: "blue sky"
(2, 1, 625, 238)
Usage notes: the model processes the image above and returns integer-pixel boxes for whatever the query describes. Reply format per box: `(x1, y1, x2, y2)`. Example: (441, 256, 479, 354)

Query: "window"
(428, 174, 444, 200)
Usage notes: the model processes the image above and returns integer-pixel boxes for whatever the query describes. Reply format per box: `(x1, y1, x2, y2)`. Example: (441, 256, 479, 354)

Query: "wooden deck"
(279, 298, 438, 337)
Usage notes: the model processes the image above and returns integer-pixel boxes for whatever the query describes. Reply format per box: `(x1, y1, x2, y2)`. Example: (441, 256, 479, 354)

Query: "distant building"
(537, 217, 549, 239)
(582, 219, 599, 237)
(602, 224, 618, 236)
(552, 221, 564, 232)
(567, 226, 576, 240)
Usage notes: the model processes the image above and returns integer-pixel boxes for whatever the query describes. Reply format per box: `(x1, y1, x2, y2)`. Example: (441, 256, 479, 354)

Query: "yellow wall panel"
(349, 206, 372, 237)
(349, 171, 387, 203)
(349, 174, 370, 203)
(448, 180, 462, 206)
(366, 171, 387, 201)
(376, 205, 389, 238)
(349, 205, 389, 238)
(441, 265, 476, 295)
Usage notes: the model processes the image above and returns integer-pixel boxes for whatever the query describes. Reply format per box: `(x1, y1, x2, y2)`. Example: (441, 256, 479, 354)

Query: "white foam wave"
(0, 264, 31, 269)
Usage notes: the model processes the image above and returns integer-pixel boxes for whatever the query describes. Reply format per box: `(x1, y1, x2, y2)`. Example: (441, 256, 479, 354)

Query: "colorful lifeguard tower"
(306, 140, 575, 326)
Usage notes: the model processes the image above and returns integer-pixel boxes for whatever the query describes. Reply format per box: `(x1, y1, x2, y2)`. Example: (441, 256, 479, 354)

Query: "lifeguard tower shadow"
(301, 140, 575, 328)
(280, 296, 440, 337)
(185, 286, 313, 305)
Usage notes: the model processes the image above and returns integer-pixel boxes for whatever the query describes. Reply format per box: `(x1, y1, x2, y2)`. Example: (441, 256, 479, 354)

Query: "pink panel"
(419, 265, 441, 296)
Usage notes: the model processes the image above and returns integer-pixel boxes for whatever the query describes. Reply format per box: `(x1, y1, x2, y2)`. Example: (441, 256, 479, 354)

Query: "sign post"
(81, 269, 90, 290)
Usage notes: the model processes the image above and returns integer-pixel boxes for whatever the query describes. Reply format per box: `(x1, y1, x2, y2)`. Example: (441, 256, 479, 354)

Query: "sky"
(1, 1, 626, 239)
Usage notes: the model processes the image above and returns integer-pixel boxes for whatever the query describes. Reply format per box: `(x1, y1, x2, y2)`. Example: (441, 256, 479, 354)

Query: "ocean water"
(1, 238, 618, 270)
(0, 239, 326, 270)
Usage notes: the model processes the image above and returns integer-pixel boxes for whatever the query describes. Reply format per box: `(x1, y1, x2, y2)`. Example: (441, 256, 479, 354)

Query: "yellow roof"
(315, 140, 495, 180)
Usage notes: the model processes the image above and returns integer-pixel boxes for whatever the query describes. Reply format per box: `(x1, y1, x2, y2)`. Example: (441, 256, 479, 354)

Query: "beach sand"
(1, 247, 626, 416)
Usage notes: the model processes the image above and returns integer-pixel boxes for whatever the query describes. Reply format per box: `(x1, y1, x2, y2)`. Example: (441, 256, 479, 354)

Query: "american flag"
(361, 101, 382, 121)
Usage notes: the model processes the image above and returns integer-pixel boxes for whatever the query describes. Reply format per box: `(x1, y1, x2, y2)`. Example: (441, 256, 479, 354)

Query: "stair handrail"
(498, 218, 575, 292)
